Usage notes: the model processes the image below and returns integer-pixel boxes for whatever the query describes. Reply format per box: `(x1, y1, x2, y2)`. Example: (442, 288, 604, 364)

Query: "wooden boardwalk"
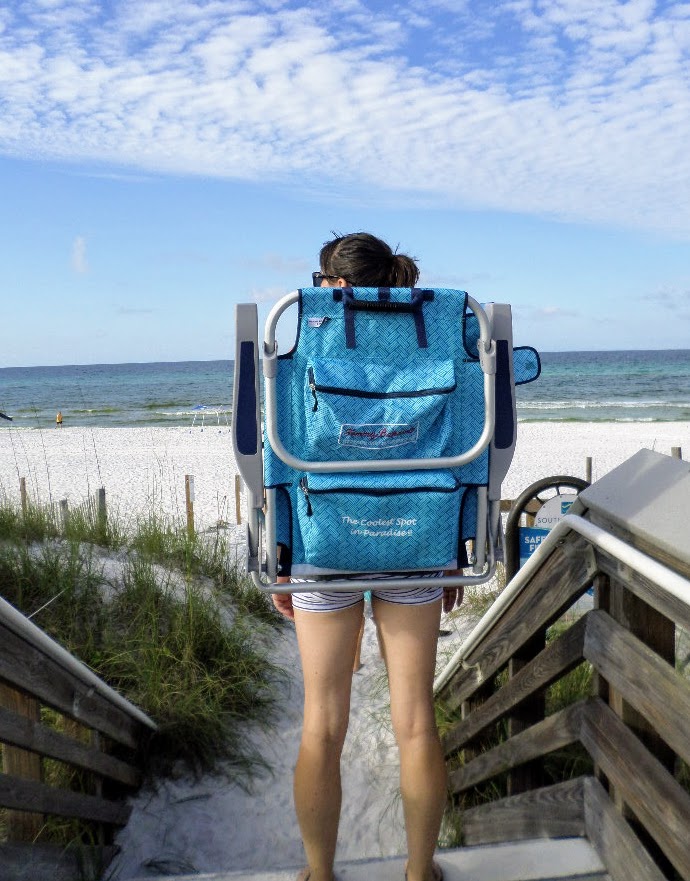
(122, 838, 608, 881)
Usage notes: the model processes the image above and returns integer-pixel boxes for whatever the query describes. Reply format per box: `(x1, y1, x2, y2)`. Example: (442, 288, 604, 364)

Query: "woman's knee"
(302, 689, 352, 747)
(301, 713, 350, 755)
(390, 700, 438, 748)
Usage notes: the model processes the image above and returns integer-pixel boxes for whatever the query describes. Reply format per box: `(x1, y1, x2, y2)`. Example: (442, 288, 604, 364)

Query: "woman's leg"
(293, 601, 364, 881)
(373, 597, 446, 881)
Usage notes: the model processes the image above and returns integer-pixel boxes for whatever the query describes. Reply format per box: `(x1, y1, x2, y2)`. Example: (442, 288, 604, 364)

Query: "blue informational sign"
(518, 493, 579, 570)
(519, 526, 551, 568)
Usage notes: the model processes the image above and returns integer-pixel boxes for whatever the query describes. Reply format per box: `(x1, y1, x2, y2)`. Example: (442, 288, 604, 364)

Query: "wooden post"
(671, 446, 682, 460)
(19, 477, 27, 516)
(235, 474, 242, 525)
(60, 498, 69, 530)
(185, 475, 195, 537)
(0, 683, 44, 840)
(98, 487, 107, 532)
(91, 730, 106, 847)
(585, 456, 592, 483)
(607, 578, 676, 813)
(507, 627, 547, 795)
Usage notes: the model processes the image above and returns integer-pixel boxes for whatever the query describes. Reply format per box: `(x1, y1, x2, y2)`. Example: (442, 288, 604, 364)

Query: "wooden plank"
(538, 876, 608, 881)
(0, 683, 43, 841)
(0, 622, 141, 749)
(459, 679, 496, 766)
(583, 609, 690, 767)
(461, 777, 586, 846)
(580, 698, 690, 880)
(448, 700, 585, 795)
(0, 705, 141, 787)
(607, 577, 676, 798)
(0, 773, 131, 826)
(0, 842, 118, 881)
(507, 626, 547, 795)
(500, 498, 542, 514)
(583, 777, 667, 881)
(443, 615, 587, 756)
(591, 574, 610, 705)
(595, 546, 690, 633)
(442, 537, 594, 711)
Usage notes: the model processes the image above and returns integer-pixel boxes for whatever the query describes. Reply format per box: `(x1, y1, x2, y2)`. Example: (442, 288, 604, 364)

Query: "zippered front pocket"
(303, 358, 457, 461)
(294, 470, 463, 574)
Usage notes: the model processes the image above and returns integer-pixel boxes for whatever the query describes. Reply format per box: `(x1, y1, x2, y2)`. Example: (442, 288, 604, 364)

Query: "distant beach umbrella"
(0, 411, 12, 422)
(190, 404, 229, 431)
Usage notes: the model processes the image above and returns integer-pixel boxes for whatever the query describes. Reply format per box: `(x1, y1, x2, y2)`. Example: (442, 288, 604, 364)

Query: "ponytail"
(390, 253, 419, 287)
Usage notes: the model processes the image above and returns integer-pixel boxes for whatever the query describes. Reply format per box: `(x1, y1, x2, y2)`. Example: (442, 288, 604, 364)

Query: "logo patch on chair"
(307, 316, 331, 328)
(338, 423, 419, 449)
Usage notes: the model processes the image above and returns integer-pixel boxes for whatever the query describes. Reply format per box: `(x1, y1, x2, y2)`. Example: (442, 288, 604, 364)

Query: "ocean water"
(518, 349, 690, 422)
(1, 350, 689, 428)
(0, 361, 234, 429)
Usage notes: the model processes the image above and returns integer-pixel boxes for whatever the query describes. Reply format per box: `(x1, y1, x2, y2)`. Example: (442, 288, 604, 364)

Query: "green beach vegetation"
(0, 491, 286, 849)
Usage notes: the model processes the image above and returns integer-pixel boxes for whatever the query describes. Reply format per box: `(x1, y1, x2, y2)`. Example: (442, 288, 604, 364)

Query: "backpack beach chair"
(232, 287, 540, 592)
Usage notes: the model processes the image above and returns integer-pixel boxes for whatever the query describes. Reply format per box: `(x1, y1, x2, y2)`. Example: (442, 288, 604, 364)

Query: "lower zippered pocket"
(294, 470, 463, 574)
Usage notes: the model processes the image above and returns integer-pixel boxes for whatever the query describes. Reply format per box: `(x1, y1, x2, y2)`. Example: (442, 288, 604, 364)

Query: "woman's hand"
(272, 593, 295, 620)
(442, 570, 465, 613)
(272, 575, 295, 620)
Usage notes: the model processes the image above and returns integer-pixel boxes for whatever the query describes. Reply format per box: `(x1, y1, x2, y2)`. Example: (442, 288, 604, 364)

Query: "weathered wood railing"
(435, 449, 690, 881)
(0, 592, 156, 880)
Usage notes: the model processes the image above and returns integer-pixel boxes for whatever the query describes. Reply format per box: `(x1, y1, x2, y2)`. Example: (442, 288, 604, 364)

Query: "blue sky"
(1, 0, 689, 366)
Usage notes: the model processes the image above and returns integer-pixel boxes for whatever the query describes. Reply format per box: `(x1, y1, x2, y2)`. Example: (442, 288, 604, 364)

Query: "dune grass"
(0, 495, 285, 792)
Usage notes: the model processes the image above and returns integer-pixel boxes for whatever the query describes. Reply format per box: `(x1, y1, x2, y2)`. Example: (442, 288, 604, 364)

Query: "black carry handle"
(333, 288, 434, 348)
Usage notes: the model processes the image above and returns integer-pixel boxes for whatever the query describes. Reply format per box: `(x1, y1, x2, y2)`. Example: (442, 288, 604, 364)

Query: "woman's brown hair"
(320, 232, 419, 286)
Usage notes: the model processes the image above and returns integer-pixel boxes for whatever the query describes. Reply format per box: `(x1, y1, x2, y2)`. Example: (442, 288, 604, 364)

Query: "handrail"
(0, 594, 157, 730)
(434, 512, 690, 694)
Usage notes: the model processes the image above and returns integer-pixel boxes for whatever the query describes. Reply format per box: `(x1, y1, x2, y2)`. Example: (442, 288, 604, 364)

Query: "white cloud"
(71, 235, 88, 273)
(532, 305, 579, 319)
(117, 306, 156, 315)
(243, 253, 311, 274)
(1, 1, 690, 237)
(643, 285, 690, 314)
(250, 285, 292, 303)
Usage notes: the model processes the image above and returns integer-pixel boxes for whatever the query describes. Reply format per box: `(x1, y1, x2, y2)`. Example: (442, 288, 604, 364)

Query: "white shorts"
(290, 573, 443, 613)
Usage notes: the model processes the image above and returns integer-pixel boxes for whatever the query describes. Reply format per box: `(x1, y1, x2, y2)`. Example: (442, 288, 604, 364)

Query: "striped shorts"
(290, 572, 443, 613)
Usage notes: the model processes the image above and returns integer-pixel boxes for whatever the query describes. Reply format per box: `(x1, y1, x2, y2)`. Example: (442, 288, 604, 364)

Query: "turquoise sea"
(1, 350, 689, 428)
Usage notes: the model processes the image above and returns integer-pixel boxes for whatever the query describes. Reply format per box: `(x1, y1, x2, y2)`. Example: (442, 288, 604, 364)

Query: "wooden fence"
(0, 595, 156, 880)
(436, 448, 690, 881)
(18, 473, 245, 536)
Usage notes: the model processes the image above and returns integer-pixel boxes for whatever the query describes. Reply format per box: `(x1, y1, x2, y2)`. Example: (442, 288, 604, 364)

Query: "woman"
(273, 232, 463, 881)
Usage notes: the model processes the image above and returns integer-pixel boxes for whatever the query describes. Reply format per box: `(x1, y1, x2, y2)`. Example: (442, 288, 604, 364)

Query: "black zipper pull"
(308, 367, 318, 412)
(299, 477, 313, 516)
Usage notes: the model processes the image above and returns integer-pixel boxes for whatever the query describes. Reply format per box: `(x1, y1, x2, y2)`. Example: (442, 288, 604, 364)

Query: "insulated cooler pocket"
(296, 471, 463, 573)
(304, 359, 456, 461)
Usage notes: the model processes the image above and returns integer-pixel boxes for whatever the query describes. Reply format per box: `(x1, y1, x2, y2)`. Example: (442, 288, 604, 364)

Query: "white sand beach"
(1, 422, 688, 534)
(0, 422, 688, 877)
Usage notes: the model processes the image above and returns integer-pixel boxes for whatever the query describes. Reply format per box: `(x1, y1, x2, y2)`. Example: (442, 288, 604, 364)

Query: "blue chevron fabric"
(298, 471, 465, 572)
(263, 287, 525, 575)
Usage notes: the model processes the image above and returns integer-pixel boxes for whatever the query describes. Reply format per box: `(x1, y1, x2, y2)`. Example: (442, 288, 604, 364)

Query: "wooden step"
(127, 837, 608, 881)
